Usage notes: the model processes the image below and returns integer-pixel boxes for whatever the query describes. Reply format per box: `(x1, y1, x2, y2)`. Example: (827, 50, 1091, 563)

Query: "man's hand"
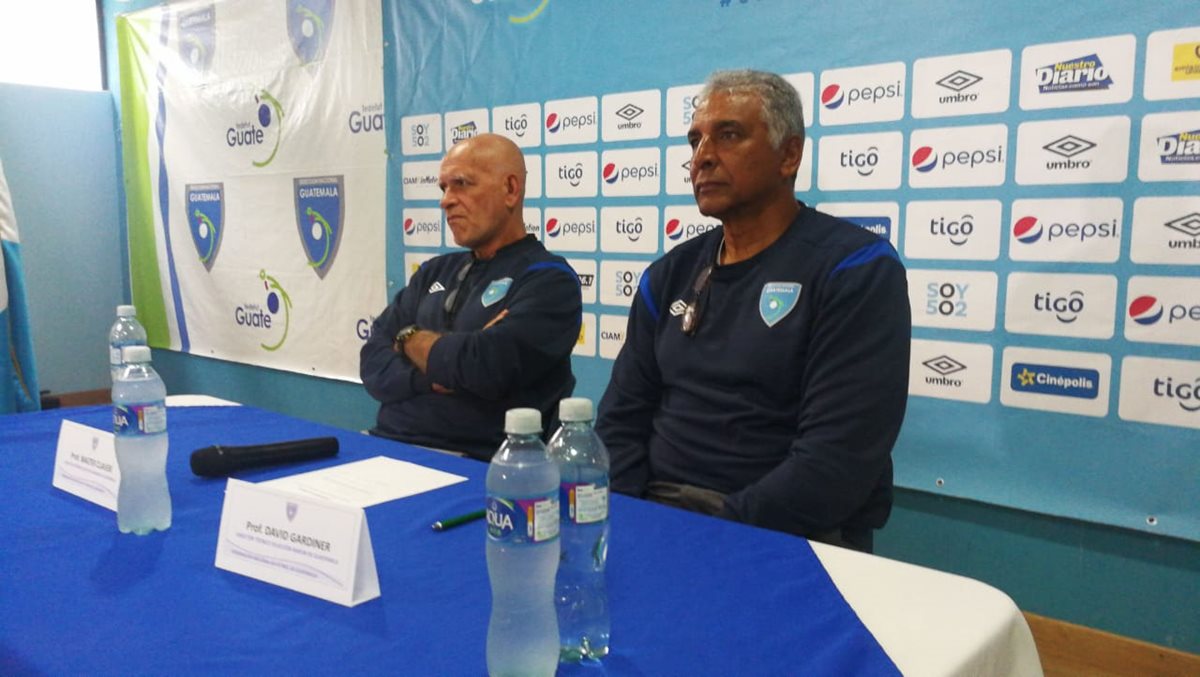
(403, 309, 508, 385)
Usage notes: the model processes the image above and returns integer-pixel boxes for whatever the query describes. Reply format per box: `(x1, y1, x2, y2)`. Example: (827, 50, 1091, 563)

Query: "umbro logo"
(669, 299, 687, 316)
(428, 281, 446, 293)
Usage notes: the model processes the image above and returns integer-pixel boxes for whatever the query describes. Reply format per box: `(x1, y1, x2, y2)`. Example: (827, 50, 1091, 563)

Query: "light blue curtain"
(0, 156, 40, 413)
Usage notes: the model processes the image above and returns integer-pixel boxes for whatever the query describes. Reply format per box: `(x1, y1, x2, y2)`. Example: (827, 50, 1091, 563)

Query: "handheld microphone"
(189, 437, 339, 477)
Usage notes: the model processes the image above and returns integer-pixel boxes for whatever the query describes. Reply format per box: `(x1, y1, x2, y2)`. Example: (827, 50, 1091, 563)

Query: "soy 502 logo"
(227, 89, 285, 168)
(908, 269, 998, 331)
(235, 270, 293, 351)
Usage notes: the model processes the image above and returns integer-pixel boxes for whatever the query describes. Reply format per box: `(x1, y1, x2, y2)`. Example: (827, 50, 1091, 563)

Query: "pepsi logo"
(1014, 216, 1043, 244)
(546, 218, 561, 237)
(820, 84, 844, 110)
(1129, 295, 1163, 325)
(602, 163, 619, 184)
(665, 218, 683, 240)
(546, 112, 560, 133)
(403, 218, 415, 235)
(912, 146, 937, 173)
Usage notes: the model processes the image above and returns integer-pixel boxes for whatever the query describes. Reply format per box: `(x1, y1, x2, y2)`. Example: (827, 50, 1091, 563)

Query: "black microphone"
(189, 437, 340, 477)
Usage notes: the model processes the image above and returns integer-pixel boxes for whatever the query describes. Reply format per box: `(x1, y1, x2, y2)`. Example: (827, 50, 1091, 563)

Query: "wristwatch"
(393, 324, 420, 351)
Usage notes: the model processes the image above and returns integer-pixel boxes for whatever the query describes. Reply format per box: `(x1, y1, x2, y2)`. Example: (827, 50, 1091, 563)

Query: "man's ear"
(779, 135, 804, 179)
(504, 173, 523, 208)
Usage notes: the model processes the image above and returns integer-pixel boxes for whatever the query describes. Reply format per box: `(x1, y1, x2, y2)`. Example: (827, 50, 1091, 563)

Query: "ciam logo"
(1036, 53, 1114, 93)
(227, 89, 285, 167)
(1157, 129, 1200, 165)
(235, 270, 293, 351)
(1153, 376, 1200, 412)
(545, 110, 595, 134)
(911, 144, 1003, 173)
(664, 218, 718, 242)
(545, 217, 594, 238)
(602, 162, 658, 184)
(821, 80, 903, 110)
(1012, 215, 1119, 245)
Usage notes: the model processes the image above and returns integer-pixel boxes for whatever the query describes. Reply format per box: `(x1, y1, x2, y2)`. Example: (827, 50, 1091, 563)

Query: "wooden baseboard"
(48, 389, 111, 407)
(1024, 612, 1200, 677)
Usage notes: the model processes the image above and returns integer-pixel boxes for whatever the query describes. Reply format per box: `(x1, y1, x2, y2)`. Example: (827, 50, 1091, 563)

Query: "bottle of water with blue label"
(109, 305, 147, 380)
(112, 345, 171, 535)
(486, 408, 560, 677)
(548, 397, 611, 662)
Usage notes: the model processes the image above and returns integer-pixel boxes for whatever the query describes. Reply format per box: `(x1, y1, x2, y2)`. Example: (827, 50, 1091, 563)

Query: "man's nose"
(691, 137, 716, 173)
(439, 189, 454, 210)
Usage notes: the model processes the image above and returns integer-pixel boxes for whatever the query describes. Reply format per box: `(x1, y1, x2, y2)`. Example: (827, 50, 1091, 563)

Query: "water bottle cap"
(122, 345, 152, 363)
(558, 397, 593, 422)
(504, 408, 542, 435)
(117, 305, 137, 317)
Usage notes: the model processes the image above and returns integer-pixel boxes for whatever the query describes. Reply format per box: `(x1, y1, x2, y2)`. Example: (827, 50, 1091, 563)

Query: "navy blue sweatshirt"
(596, 204, 910, 537)
(361, 235, 581, 459)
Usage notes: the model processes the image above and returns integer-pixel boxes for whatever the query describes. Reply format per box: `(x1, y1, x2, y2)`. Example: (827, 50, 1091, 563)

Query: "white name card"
(51, 420, 119, 511)
(214, 479, 380, 607)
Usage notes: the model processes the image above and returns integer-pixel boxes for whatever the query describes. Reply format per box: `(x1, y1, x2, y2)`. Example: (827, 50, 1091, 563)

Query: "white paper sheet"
(259, 456, 467, 508)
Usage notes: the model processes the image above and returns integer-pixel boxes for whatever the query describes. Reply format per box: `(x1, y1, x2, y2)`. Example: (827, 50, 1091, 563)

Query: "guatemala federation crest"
(287, 0, 335, 65)
(759, 282, 802, 328)
(481, 278, 513, 308)
(294, 176, 344, 279)
(177, 5, 216, 73)
(286, 502, 298, 522)
(186, 183, 224, 271)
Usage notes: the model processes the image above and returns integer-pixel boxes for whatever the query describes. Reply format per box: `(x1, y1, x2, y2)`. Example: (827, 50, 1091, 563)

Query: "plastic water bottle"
(486, 408, 560, 677)
(109, 305, 148, 380)
(548, 397, 611, 662)
(112, 345, 171, 535)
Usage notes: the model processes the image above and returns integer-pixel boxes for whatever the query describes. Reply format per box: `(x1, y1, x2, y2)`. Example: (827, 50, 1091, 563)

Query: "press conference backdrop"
(118, 0, 386, 382)
(384, 1, 1199, 542)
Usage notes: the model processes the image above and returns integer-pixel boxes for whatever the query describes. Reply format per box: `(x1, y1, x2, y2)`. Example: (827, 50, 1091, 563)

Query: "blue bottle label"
(561, 481, 609, 524)
(114, 402, 167, 436)
(486, 492, 559, 545)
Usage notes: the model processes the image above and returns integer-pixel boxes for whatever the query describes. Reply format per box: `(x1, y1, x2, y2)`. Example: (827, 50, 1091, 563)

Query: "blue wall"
(0, 0, 1170, 654)
(0, 83, 125, 394)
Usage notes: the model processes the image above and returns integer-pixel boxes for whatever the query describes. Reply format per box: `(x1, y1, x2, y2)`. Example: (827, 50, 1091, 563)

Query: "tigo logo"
(1014, 216, 1043, 243)
(1036, 54, 1114, 93)
(912, 147, 937, 172)
(1128, 295, 1164, 325)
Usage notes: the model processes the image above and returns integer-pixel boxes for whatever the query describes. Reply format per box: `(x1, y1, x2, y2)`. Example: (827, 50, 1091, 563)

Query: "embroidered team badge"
(759, 282, 802, 327)
(481, 277, 513, 307)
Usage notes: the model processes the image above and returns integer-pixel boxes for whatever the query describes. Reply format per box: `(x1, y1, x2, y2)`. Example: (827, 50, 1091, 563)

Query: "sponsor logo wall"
(387, 3, 1198, 540)
(121, 0, 386, 381)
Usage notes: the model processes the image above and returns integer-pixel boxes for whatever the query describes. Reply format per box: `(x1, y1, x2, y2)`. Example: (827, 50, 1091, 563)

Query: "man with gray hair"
(596, 70, 910, 552)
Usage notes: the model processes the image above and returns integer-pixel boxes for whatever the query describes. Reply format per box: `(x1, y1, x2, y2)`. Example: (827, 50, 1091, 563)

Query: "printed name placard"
(51, 420, 119, 511)
(214, 479, 380, 607)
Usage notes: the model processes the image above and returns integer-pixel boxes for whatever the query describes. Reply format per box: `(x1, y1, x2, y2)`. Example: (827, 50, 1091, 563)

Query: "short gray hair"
(699, 70, 805, 149)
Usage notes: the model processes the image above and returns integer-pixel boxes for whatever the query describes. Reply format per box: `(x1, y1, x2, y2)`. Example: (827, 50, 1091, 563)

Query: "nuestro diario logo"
(1011, 362, 1099, 399)
(287, 0, 335, 64)
(293, 176, 344, 279)
(185, 183, 223, 271)
(227, 89, 285, 168)
(1036, 53, 1114, 93)
(1157, 129, 1200, 165)
(177, 5, 215, 72)
(236, 270, 293, 352)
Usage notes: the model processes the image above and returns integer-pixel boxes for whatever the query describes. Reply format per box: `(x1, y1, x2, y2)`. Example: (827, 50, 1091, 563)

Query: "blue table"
(1, 404, 899, 675)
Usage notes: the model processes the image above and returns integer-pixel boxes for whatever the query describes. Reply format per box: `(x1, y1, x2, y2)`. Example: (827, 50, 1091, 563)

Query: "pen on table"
(432, 509, 487, 532)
